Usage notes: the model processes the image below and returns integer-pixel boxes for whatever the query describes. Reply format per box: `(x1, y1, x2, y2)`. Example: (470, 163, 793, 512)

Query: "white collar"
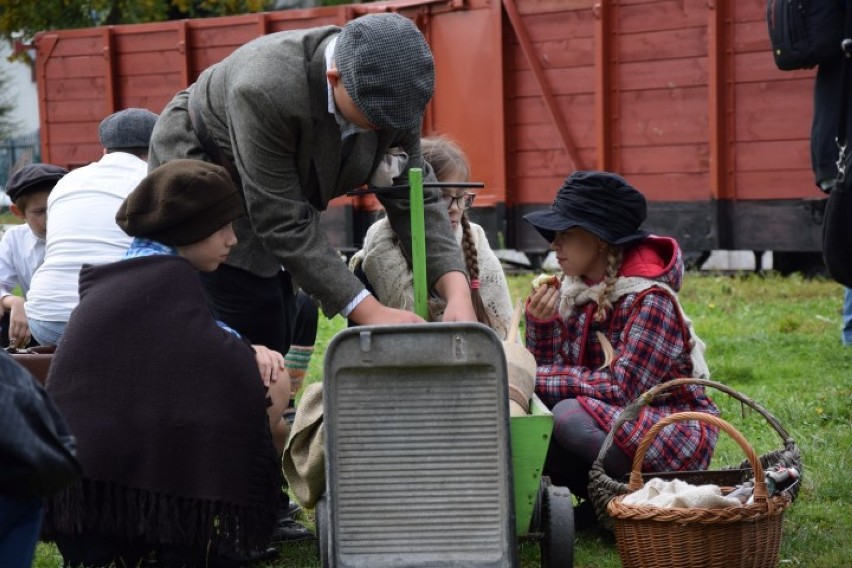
(324, 36, 369, 140)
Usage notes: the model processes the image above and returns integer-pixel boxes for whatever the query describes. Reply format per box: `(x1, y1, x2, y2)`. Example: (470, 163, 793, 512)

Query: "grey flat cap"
(98, 108, 159, 150)
(4, 163, 69, 202)
(336, 13, 434, 130)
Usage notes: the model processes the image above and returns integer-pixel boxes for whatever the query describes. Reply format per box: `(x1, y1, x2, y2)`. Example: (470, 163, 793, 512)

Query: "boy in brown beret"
(44, 160, 291, 566)
(0, 163, 68, 347)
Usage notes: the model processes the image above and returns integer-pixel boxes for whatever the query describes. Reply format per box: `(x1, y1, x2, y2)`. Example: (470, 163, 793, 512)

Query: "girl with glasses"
(350, 135, 512, 338)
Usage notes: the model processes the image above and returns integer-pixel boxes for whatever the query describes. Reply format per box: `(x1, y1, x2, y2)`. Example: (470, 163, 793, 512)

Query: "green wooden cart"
(321, 171, 575, 566)
(511, 395, 574, 567)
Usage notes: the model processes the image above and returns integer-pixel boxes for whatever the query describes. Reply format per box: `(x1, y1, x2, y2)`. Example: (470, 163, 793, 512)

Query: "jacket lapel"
(307, 34, 341, 207)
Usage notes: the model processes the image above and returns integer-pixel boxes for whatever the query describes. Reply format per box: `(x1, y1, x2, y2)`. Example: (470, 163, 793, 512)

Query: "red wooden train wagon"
(33, 0, 823, 270)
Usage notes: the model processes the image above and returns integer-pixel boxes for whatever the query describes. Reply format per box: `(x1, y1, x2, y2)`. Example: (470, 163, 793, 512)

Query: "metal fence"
(0, 130, 41, 204)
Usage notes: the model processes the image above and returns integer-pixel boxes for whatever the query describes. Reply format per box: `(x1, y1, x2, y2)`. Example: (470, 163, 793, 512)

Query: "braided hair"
(594, 244, 623, 369)
(421, 135, 492, 328)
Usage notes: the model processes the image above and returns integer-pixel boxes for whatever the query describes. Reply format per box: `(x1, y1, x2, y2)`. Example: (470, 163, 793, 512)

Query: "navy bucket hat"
(524, 171, 650, 244)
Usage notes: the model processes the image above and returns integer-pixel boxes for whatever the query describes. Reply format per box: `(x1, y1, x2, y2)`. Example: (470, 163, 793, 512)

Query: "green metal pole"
(409, 167, 428, 319)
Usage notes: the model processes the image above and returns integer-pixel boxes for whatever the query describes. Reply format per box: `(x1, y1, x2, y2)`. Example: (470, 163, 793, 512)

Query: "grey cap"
(335, 13, 434, 130)
(4, 163, 69, 202)
(98, 108, 159, 150)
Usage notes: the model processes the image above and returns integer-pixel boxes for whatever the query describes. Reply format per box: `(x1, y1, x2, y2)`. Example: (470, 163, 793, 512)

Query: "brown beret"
(116, 160, 244, 247)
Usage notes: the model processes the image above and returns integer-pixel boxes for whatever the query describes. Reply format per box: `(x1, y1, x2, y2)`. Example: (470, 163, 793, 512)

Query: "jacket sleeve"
(377, 128, 467, 291)
(524, 307, 565, 366)
(0, 232, 21, 298)
(532, 292, 686, 409)
(227, 78, 366, 317)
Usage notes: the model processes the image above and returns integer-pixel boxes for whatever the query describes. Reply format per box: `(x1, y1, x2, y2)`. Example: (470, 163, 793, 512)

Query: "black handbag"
(767, 0, 845, 71)
(823, 3, 852, 288)
(0, 351, 81, 498)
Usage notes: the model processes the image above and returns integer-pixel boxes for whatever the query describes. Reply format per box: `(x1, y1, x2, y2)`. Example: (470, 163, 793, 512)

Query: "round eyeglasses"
(442, 192, 475, 211)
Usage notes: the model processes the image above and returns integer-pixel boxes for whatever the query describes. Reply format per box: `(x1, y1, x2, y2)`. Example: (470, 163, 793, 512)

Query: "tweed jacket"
(149, 27, 465, 316)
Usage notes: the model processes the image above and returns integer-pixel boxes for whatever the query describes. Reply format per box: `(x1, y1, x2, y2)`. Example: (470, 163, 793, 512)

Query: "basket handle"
(636, 378, 794, 446)
(593, 378, 796, 476)
(626, 411, 772, 509)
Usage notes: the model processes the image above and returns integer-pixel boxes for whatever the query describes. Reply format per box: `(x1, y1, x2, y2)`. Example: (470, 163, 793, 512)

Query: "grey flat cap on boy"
(98, 108, 159, 150)
(335, 13, 434, 130)
(4, 163, 69, 202)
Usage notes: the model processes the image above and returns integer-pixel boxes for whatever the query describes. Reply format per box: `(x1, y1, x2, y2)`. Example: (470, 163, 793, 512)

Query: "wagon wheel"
(540, 479, 574, 568)
(315, 495, 330, 568)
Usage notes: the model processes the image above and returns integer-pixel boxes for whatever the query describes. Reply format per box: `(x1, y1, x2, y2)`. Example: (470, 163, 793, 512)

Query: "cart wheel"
(529, 475, 549, 534)
(315, 495, 330, 568)
(540, 483, 574, 568)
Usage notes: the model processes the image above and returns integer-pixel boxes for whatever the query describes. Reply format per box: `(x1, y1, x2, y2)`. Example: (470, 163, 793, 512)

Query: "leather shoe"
(270, 517, 315, 543)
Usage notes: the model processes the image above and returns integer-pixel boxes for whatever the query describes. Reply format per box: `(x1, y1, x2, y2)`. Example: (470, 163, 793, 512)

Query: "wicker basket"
(607, 412, 791, 568)
(588, 379, 802, 532)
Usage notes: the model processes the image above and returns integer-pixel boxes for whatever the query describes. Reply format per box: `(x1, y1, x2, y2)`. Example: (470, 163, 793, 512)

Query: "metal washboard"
(322, 322, 517, 568)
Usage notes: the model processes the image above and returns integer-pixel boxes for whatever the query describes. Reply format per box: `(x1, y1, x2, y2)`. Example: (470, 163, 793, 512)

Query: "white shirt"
(25, 152, 149, 322)
(0, 223, 45, 298)
(325, 36, 371, 317)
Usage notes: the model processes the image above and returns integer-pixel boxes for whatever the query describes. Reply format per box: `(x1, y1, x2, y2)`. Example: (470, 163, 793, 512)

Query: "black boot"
(269, 499, 314, 543)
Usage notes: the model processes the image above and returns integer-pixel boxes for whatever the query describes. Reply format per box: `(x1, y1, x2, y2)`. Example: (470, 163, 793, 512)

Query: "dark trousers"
(292, 290, 319, 347)
(544, 399, 632, 499)
(199, 264, 296, 355)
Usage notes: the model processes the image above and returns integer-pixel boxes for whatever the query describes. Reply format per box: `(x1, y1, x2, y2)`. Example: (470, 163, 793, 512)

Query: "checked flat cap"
(98, 108, 158, 150)
(336, 13, 435, 130)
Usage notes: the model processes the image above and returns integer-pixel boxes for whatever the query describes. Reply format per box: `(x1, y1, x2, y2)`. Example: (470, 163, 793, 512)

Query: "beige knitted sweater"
(350, 218, 513, 339)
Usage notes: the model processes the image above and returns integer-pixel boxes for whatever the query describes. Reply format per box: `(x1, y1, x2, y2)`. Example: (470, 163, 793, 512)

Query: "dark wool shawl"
(43, 256, 279, 554)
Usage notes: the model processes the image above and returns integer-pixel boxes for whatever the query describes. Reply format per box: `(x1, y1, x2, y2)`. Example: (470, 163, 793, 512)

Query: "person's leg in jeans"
(27, 318, 67, 347)
(0, 496, 43, 568)
(842, 287, 852, 346)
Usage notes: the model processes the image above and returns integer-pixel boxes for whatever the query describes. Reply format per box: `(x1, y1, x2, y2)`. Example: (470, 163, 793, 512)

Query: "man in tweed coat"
(148, 13, 475, 356)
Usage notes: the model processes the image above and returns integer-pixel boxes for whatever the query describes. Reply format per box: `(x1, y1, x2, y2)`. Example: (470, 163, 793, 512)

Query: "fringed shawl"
(43, 256, 280, 555)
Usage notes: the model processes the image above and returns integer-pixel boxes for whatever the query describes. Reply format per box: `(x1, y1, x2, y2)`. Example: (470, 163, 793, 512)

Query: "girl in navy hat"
(523, 171, 719, 524)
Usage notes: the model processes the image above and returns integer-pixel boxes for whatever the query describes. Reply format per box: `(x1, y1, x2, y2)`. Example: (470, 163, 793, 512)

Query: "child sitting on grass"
(0, 163, 68, 348)
(44, 159, 289, 567)
(524, 171, 720, 524)
(350, 135, 513, 338)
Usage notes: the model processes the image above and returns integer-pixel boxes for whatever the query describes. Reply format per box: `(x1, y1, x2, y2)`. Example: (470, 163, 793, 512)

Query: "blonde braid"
(461, 214, 492, 327)
(595, 245, 623, 369)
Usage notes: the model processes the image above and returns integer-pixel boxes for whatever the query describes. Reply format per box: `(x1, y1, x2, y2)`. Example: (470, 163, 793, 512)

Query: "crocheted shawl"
(557, 275, 710, 380)
(43, 256, 280, 554)
(350, 218, 513, 339)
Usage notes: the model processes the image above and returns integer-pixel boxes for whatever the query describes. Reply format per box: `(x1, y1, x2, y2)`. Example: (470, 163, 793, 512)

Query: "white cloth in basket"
(622, 477, 742, 509)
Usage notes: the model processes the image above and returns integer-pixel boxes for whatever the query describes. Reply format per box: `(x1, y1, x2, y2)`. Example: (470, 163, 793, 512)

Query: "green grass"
(34, 272, 852, 567)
